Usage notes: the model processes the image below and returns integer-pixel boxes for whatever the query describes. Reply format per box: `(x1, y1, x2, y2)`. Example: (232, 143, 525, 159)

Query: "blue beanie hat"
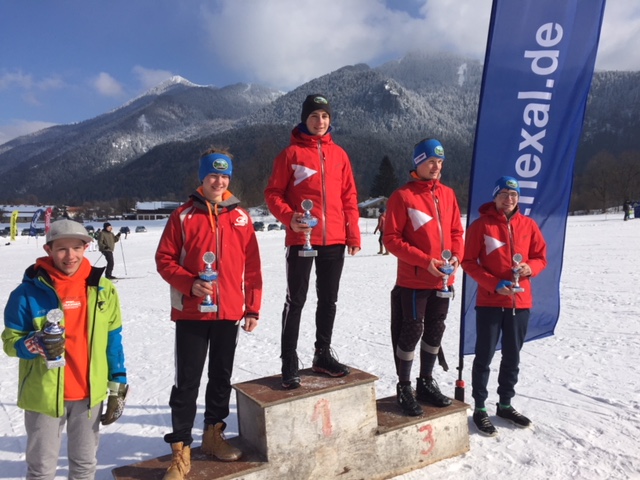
(413, 138, 445, 168)
(199, 153, 233, 182)
(492, 176, 520, 198)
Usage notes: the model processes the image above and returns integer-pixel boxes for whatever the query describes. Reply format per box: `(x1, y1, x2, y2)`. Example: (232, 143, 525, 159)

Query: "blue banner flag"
(460, 0, 606, 355)
(29, 208, 44, 237)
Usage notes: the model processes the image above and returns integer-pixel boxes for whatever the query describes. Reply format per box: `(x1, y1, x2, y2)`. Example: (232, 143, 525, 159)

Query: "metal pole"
(119, 240, 128, 276)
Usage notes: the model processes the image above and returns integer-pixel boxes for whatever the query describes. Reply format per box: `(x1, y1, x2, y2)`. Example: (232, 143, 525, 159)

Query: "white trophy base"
(199, 304, 218, 313)
(299, 249, 318, 257)
(46, 358, 66, 369)
(512, 287, 525, 293)
(436, 290, 454, 299)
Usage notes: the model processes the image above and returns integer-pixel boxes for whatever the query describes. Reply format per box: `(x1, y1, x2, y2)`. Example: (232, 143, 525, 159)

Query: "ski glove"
(24, 330, 65, 359)
(101, 381, 129, 425)
(496, 280, 513, 292)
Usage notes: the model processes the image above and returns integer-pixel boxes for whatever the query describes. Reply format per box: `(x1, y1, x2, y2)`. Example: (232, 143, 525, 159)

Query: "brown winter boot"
(163, 442, 191, 480)
(201, 422, 242, 461)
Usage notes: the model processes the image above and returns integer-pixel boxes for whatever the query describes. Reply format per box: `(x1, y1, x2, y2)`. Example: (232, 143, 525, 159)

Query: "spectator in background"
(374, 207, 388, 255)
(623, 200, 632, 221)
(98, 223, 120, 280)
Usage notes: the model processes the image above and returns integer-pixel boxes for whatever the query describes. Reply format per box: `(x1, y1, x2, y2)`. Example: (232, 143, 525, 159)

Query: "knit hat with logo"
(199, 153, 233, 182)
(412, 138, 445, 168)
(492, 176, 520, 198)
(301, 94, 332, 123)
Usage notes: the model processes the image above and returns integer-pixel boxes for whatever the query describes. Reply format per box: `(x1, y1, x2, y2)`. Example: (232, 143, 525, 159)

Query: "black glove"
(101, 381, 129, 425)
(37, 327, 66, 359)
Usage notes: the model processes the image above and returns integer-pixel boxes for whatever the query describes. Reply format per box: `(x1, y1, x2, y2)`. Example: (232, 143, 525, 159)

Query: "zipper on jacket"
(433, 192, 445, 252)
(507, 220, 518, 310)
(318, 141, 328, 246)
(213, 207, 222, 318)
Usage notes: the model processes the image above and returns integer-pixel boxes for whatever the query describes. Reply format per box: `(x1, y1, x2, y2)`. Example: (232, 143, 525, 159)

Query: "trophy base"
(512, 287, 525, 293)
(46, 358, 66, 369)
(299, 249, 318, 257)
(199, 304, 218, 313)
(436, 290, 454, 299)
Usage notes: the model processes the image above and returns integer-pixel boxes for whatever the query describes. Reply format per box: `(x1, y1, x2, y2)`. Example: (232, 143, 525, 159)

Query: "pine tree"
(370, 156, 400, 198)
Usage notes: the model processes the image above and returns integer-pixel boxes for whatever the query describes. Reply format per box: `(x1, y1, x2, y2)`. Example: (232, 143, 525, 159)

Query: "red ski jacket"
(384, 178, 464, 290)
(462, 202, 547, 309)
(155, 189, 262, 321)
(264, 126, 361, 248)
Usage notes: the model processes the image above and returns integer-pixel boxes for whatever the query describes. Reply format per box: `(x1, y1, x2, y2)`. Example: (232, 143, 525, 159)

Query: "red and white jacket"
(384, 178, 464, 290)
(462, 202, 547, 309)
(155, 189, 262, 321)
(264, 126, 361, 248)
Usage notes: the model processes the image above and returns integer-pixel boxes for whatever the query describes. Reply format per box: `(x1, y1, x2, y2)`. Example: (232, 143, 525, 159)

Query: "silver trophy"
(43, 308, 66, 369)
(298, 199, 319, 257)
(199, 252, 218, 312)
(436, 249, 455, 298)
(511, 253, 525, 293)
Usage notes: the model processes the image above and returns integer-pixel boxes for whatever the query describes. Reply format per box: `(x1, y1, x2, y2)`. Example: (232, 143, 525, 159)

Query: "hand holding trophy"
(199, 252, 219, 312)
(298, 199, 319, 257)
(436, 249, 455, 298)
(511, 253, 525, 293)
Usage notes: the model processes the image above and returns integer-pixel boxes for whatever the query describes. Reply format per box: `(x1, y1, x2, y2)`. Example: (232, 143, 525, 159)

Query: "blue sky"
(1, 0, 638, 145)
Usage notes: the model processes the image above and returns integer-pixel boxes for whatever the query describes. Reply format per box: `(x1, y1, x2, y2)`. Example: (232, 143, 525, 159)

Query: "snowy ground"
(1, 213, 639, 480)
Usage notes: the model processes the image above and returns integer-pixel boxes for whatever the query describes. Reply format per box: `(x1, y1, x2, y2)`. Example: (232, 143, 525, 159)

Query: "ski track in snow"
(1, 214, 639, 479)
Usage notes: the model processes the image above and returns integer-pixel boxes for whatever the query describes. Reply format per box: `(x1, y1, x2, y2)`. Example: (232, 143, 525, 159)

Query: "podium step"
(112, 368, 470, 479)
(111, 439, 268, 480)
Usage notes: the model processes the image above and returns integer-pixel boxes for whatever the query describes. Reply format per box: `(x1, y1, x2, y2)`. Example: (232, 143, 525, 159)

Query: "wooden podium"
(112, 368, 469, 480)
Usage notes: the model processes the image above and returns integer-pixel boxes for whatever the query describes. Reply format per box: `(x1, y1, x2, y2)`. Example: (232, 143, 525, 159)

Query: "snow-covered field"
(1, 213, 639, 480)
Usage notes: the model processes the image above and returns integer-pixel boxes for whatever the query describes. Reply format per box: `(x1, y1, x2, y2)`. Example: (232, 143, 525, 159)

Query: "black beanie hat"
(301, 94, 332, 123)
(104, 222, 111, 229)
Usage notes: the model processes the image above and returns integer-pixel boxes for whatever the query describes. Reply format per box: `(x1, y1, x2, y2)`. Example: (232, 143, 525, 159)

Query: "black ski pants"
(281, 244, 345, 357)
(471, 306, 530, 409)
(164, 320, 239, 446)
(102, 251, 115, 278)
(390, 286, 450, 382)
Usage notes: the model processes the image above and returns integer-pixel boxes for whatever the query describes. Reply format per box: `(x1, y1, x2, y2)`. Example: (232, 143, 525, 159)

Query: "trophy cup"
(436, 249, 455, 298)
(511, 253, 525, 293)
(43, 308, 66, 369)
(199, 252, 218, 312)
(298, 199, 319, 257)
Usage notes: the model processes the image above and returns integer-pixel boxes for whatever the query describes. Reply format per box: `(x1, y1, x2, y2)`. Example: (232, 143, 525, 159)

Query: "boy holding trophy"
(462, 176, 547, 436)
(2, 219, 128, 479)
(265, 94, 361, 390)
(384, 138, 464, 416)
(156, 147, 262, 479)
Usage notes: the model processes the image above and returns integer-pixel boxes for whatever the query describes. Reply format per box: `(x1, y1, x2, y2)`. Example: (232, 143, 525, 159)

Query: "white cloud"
(0, 70, 34, 90)
(93, 72, 124, 97)
(133, 66, 174, 90)
(0, 120, 56, 146)
(597, 4, 640, 71)
(201, 0, 492, 89)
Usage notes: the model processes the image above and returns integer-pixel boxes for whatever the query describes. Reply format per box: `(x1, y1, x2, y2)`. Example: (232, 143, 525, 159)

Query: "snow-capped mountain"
(0, 51, 638, 207)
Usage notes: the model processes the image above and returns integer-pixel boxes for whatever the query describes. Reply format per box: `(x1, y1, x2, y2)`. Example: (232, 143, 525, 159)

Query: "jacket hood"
(290, 125, 335, 148)
(478, 201, 521, 219)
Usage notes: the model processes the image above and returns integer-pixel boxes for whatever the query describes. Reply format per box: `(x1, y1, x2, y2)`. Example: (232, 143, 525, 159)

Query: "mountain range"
(0, 51, 638, 209)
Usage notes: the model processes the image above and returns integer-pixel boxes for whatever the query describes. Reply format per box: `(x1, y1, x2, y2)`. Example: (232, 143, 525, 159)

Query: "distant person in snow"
(98, 222, 120, 279)
(156, 146, 262, 479)
(384, 138, 464, 416)
(373, 206, 388, 254)
(462, 176, 547, 437)
(2, 219, 127, 479)
(264, 94, 361, 390)
(623, 200, 632, 221)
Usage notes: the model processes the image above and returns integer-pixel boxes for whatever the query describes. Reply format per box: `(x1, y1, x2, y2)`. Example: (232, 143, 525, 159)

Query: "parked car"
(120, 226, 131, 235)
(21, 228, 30, 236)
(85, 225, 95, 233)
(267, 223, 281, 231)
(0, 226, 10, 237)
(36, 228, 45, 236)
(135, 225, 147, 233)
